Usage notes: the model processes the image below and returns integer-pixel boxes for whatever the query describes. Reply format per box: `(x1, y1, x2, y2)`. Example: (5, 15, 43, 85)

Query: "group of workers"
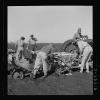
(15, 35, 37, 60)
(14, 27, 93, 79)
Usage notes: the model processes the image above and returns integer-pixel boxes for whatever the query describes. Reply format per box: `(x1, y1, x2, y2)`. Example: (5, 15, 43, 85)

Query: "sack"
(14, 57, 31, 70)
(23, 49, 32, 59)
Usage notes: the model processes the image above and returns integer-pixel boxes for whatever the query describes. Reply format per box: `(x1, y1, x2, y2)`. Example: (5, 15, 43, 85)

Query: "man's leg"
(16, 47, 23, 60)
(32, 53, 41, 77)
(86, 49, 92, 73)
(16, 49, 20, 60)
(80, 47, 91, 73)
(80, 48, 89, 73)
(19, 50, 23, 60)
(80, 56, 86, 73)
(41, 52, 48, 77)
(86, 63, 89, 73)
(42, 59, 48, 77)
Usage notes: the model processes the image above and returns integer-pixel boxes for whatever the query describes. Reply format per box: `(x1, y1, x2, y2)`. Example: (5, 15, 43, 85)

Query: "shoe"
(80, 70, 83, 73)
(40, 75, 47, 79)
(78, 64, 81, 68)
(32, 74, 36, 79)
(65, 73, 72, 76)
(86, 70, 89, 74)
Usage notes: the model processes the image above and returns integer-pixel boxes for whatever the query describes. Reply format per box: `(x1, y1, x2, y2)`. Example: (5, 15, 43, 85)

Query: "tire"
(30, 73, 35, 79)
(61, 39, 79, 54)
(13, 72, 20, 79)
(55, 68, 62, 75)
(9, 69, 16, 78)
(64, 44, 79, 53)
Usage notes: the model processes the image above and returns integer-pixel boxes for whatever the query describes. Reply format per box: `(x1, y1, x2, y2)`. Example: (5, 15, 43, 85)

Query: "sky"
(8, 6, 93, 43)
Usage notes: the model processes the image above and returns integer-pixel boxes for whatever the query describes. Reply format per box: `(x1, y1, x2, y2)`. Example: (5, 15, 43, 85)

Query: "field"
(8, 72, 93, 95)
(8, 42, 63, 52)
(8, 42, 93, 95)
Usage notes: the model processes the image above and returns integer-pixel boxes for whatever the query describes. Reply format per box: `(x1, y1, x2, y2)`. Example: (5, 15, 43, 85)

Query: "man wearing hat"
(73, 27, 82, 40)
(28, 34, 37, 52)
(75, 37, 93, 73)
(15, 36, 25, 61)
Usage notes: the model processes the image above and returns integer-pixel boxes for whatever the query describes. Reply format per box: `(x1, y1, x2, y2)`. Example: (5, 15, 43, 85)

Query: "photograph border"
(0, 0, 97, 96)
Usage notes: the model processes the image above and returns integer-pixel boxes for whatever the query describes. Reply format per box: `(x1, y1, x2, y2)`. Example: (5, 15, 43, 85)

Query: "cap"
(21, 36, 25, 40)
(30, 35, 34, 37)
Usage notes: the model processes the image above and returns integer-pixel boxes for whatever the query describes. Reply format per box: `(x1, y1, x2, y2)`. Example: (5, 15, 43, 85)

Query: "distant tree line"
(8, 42, 63, 52)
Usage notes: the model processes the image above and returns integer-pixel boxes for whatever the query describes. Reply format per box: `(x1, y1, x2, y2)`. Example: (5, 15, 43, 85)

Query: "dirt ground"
(8, 71, 93, 95)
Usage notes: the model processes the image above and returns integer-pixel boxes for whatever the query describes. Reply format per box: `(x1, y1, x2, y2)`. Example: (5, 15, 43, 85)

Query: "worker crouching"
(32, 44, 54, 79)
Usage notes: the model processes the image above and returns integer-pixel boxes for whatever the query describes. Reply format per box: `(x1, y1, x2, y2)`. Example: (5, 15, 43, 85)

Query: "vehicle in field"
(60, 34, 93, 68)
(60, 35, 93, 54)
(8, 49, 37, 79)
(8, 50, 80, 79)
(48, 52, 82, 75)
(8, 33, 93, 79)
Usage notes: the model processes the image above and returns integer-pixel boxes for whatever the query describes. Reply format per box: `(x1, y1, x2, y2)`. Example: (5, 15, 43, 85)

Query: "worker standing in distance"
(15, 36, 25, 61)
(28, 34, 37, 52)
(27, 34, 38, 60)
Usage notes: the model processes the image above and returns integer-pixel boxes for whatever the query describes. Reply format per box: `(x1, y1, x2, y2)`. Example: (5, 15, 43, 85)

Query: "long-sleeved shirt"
(28, 38, 37, 45)
(28, 38, 37, 51)
(77, 40, 91, 54)
(16, 40, 25, 50)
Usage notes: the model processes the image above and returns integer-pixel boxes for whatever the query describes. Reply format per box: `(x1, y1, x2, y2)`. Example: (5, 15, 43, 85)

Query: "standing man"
(27, 35, 37, 60)
(28, 35, 37, 52)
(32, 43, 54, 78)
(15, 36, 25, 61)
(73, 27, 82, 40)
(76, 37, 93, 73)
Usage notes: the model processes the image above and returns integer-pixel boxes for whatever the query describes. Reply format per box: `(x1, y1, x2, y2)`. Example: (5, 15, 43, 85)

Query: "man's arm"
(34, 38, 37, 41)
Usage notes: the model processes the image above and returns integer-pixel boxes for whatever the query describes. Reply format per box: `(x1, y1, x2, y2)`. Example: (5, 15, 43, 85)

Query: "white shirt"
(77, 40, 90, 53)
(28, 38, 36, 45)
(8, 54, 13, 64)
(16, 39, 25, 49)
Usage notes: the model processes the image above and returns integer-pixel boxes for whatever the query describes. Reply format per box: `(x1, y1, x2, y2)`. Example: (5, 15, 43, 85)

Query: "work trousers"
(16, 47, 23, 61)
(80, 46, 93, 73)
(33, 51, 48, 76)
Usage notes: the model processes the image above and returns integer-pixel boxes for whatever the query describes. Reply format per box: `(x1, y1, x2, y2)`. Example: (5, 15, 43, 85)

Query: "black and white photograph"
(7, 6, 93, 95)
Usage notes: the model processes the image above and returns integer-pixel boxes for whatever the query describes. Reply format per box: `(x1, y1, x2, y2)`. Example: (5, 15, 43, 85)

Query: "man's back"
(29, 38, 37, 45)
(40, 44, 54, 54)
(77, 40, 90, 53)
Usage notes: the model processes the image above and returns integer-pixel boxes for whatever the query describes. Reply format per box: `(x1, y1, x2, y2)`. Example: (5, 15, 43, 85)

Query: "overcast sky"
(8, 6, 93, 43)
